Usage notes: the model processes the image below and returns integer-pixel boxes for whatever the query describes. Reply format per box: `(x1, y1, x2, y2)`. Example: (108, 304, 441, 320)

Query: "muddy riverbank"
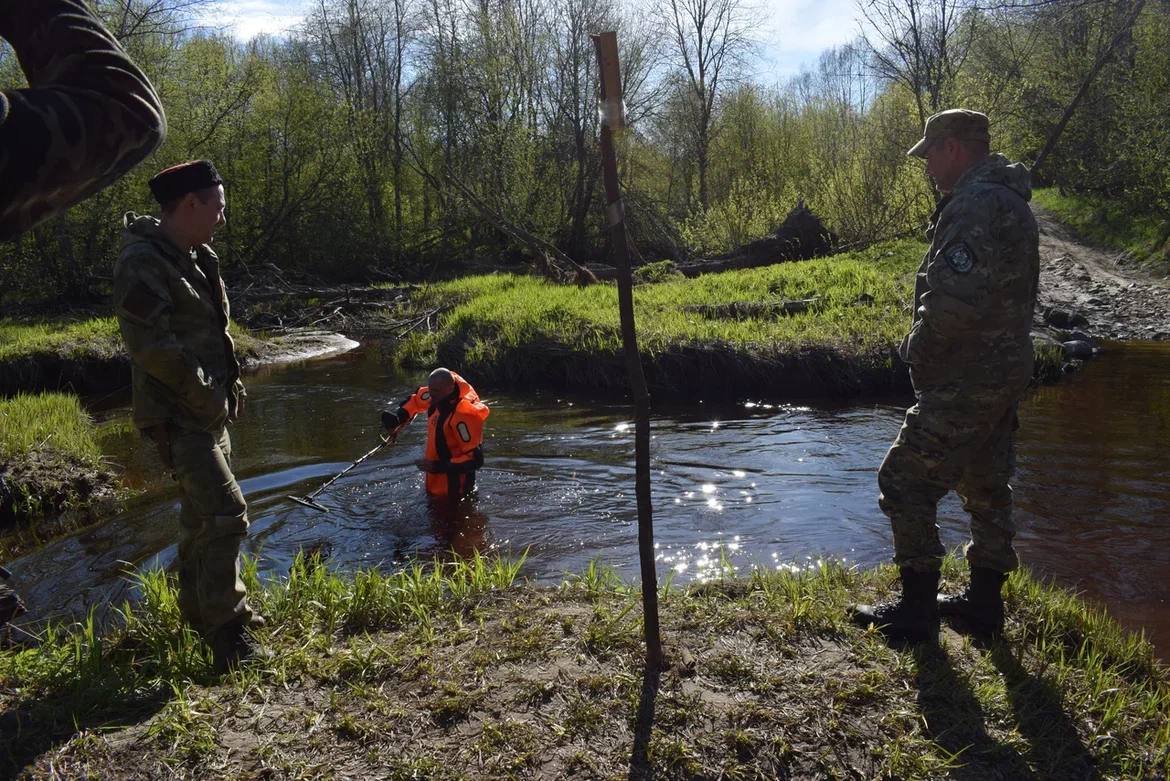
(3, 557, 1166, 780)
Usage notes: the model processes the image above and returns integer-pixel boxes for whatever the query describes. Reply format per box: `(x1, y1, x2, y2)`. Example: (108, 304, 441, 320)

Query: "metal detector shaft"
(288, 433, 395, 512)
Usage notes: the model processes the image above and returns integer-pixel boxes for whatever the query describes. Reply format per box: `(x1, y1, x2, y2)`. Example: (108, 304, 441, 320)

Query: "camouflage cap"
(907, 109, 990, 158)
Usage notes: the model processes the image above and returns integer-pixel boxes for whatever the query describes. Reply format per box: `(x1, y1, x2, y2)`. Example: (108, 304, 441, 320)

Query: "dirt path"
(1034, 207, 1170, 342)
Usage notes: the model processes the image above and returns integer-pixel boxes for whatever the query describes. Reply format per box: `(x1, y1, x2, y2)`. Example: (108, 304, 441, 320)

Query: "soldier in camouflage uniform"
(113, 161, 265, 671)
(852, 109, 1040, 642)
(1, 0, 166, 630)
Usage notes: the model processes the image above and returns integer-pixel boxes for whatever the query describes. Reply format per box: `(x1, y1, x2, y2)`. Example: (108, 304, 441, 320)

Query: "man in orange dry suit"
(380, 368, 490, 504)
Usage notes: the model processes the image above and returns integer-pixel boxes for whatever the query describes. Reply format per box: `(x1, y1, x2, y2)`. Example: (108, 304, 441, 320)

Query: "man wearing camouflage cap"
(852, 109, 1040, 642)
(113, 161, 265, 671)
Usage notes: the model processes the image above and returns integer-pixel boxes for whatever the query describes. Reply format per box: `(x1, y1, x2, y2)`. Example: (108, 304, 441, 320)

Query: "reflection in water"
(1012, 342, 1170, 658)
(8, 341, 1170, 659)
(428, 497, 490, 560)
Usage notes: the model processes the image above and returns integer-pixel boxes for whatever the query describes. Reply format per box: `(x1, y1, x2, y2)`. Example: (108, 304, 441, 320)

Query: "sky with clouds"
(199, 0, 866, 82)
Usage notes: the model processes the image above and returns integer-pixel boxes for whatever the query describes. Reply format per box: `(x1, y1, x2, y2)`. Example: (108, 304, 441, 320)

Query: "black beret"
(148, 160, 223, 205)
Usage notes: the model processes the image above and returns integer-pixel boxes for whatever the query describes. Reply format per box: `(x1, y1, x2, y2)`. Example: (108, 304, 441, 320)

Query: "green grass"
(1032, 339, 1067, 383)
(0, 392, 118, 554)
(398, 240, 923, 398)
(0, 315, 263, 540)
(0, 317, 123, 364)
(227, 321, 265, 358)
(0, 392, 102, 464)
(2, 553, 1166, 778)
(1033, 187, 1170, 273)
(0, 316, 262, 365)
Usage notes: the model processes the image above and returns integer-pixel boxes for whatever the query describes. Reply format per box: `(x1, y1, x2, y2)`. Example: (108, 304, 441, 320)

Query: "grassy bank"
(398, 241, 924, 400)
(0, 314, 262, 550)
(0, 317, 266, 397)
(0, 392, 103, 464)
(0, 318, 124, 365)
(2, 554, 1165, 779)
(0, 393, 121, 558)
(1032, 188, 1170, 275)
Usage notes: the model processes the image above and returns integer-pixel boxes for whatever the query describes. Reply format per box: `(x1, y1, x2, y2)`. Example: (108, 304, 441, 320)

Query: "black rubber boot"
(851, 567, 940, 643)
(210, 619, 266, 674)
(938, 566, 1006, 638)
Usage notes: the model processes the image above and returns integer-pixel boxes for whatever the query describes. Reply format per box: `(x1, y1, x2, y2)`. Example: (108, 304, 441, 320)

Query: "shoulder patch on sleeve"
(943, 242, 975, 274)
(119, 281, 168, 322)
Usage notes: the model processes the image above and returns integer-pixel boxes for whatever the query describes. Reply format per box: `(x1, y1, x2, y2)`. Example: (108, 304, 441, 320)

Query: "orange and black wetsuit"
(385, 373, 490, 501)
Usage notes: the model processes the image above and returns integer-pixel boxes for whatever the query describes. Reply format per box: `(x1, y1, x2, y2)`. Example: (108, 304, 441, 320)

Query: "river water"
(9, 341, 1169, 658)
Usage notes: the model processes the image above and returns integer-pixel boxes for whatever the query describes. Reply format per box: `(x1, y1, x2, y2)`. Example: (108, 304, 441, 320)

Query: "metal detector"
(287, 433, 396, 513)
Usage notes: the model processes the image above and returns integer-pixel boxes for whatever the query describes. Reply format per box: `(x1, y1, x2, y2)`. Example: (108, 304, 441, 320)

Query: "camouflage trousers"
(167, 426, 259, 636)
(878, 388, 1021, 575)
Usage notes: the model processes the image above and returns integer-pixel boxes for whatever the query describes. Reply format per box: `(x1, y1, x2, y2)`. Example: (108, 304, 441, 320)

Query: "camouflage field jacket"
(900, 154, 1040, 392)
(113, 214, 243, 432)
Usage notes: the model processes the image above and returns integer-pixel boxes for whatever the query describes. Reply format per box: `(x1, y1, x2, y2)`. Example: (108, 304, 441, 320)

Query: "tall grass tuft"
(252, 549, 527, 632)
(0, 392, 102, 463)
(0, 318, 122, 363)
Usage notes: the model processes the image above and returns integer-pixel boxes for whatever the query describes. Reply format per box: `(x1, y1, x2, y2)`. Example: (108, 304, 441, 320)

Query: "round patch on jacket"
(944, 242, 975, 273)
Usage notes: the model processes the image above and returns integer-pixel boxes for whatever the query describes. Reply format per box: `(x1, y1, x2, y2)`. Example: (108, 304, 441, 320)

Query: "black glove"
(380, 410, 398, 432)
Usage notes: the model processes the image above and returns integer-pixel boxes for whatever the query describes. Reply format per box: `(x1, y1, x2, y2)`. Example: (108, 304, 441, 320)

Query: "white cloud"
(756, 0, 866, 82)
(199, 0, 306, 40)
(204, 0, 863, 79)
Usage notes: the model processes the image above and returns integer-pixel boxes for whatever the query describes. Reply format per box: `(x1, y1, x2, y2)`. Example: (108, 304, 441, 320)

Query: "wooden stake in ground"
(591, 30, 663, 670)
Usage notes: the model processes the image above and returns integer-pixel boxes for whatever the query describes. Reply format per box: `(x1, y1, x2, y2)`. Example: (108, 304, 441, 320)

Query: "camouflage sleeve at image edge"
(0, 0, 166, 241)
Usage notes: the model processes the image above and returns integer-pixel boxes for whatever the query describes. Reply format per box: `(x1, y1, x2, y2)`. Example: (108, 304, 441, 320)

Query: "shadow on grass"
(990, 644, 1101, 780)
(0, 617, 206, 779)
(913, 642, 1033, 779)
(627, 662, 661, 781)
(0, 684, 170, 779)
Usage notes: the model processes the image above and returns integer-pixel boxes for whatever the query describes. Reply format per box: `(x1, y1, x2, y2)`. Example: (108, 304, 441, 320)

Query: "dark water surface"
(10, 341, 1170, 657)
